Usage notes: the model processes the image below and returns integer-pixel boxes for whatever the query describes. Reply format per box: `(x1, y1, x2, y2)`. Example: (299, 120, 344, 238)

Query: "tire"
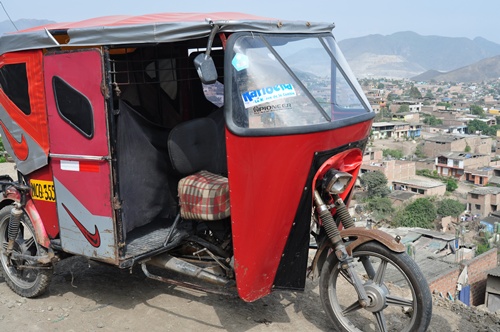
(0, 205, 52, 297)
(319, 241, 432, 332)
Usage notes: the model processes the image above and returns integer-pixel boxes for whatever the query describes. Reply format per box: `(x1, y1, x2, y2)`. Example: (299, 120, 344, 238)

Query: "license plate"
(30, 179, 56, 202)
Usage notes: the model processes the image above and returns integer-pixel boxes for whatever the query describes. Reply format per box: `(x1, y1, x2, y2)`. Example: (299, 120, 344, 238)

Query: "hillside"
(413, 55, 500, 82)
(339, 32, 500, 79)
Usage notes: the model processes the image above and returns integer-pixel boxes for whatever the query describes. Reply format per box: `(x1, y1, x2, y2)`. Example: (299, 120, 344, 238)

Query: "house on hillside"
(361, 159, 415, 183)
(392, 177, 446, 196)
(464, 167, 495, 186)
(467, 187, 500, 217)
(422, 134, 492, 156)
(371, 121, 411, 140)
(392, 112, 420, 123)
(436, 152, 490, 180)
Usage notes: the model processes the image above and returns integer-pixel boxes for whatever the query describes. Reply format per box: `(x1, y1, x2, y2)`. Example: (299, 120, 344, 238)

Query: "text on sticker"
(242, 84, 296, 107)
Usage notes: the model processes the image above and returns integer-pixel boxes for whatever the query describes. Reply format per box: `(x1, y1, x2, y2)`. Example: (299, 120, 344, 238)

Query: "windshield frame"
(224, 32, 374, 137)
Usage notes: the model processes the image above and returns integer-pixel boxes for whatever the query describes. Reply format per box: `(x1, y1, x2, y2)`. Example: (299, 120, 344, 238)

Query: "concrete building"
(464, 167, 495, 186)
(361, 159, 415, 184)
(422, 134, 492, 157)
(392, 177, 446, 196)
(371, 121, 412, 140)
(436, 152, 490, 180)
(467, 187, 500, 217)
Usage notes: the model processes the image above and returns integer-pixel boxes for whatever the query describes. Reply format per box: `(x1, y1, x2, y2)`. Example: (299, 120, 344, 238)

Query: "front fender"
(310, 227, 405, 279)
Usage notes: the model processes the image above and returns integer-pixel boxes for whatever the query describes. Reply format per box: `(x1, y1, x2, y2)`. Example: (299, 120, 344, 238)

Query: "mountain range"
(339, 31, 500, 81)
(1, 19, 499, 82)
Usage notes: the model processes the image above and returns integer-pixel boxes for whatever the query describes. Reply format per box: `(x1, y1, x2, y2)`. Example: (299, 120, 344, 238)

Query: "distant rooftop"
(469, 187, 500, 195)
(392, 177, 445, 189)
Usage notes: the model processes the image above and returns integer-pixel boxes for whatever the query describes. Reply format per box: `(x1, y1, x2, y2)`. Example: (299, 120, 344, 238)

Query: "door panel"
(44, 49, 116, 263)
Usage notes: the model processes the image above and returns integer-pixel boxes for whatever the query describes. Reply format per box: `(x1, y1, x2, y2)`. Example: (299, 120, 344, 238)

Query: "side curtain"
(116, 100, 178, 236)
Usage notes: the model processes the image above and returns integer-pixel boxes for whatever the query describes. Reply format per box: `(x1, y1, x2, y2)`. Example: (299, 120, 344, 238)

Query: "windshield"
(228, 34, 372, 132)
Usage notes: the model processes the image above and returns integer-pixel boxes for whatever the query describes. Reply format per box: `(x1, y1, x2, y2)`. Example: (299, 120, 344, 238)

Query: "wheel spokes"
(386, 294, 414, 307)
(360, 256, 376, 279)
(374, 311, 388, 332)
(339, 268, 353, 285)
(21, 236, 35, 253)
(341, 300, 363, 315)
(373, 259, 388, 285)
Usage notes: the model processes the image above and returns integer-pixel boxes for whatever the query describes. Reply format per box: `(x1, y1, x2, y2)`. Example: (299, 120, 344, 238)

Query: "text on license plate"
(30, 179, 56, 202)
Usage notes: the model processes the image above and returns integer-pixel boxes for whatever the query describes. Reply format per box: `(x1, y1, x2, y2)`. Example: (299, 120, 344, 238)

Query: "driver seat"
(168, 117, 230, 220)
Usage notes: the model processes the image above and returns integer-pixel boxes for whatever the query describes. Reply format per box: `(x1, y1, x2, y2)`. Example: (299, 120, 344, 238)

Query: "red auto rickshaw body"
(0, 12, 374, 302)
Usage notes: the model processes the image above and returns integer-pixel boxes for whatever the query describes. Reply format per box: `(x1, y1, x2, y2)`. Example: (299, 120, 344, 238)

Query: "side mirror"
(194, 53, 218, 84)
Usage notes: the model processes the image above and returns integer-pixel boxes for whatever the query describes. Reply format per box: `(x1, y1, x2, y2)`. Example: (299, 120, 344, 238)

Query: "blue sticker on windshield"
(232, 53, 249, 71)
(241, 84, 297, 108)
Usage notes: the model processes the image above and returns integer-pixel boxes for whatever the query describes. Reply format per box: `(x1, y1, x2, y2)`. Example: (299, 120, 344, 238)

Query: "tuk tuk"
(0, 12, 431, 331)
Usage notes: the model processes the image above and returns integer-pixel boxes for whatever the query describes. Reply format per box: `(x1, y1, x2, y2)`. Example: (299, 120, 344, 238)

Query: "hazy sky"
(0, 0, 497, 43)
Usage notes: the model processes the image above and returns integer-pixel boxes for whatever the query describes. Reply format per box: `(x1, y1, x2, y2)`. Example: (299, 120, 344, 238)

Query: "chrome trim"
(49, 154, 110, 161)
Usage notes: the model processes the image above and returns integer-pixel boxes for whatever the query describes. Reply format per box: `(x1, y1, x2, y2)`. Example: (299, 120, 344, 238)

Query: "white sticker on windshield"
(232, 53, 249, 71)
(241, 84, 296, 108)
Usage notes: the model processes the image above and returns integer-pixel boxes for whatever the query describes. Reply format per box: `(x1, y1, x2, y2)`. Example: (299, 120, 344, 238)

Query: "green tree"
(414, 144, 426, 158)
(424, 90, 434, 99)
(436, 199, 464, 218)
(409, 86, 422, 99)
(393, 197, 436, 228)
(436, 102, 451, 109)
(377, 83, 385, 89)
(445, 178, 458, 192)
(423, 114, 443, 126)
(464, 144, 471, 152)
(397, 104, 410, 113)
(470, 104, 485, 117)
(0, 137, 5, 163)
(383, 149, 404, 159)
(360, 171, 390, 198)
(366, 196, 394, 217)
(468, 119, 495, 136)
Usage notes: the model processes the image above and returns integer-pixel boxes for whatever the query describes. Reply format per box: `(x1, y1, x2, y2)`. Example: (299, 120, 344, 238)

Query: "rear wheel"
(0, 205, 52, 297)
(319, 241, 432, 332)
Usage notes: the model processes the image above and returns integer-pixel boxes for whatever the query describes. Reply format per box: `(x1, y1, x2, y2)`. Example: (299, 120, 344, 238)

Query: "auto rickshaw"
(0, 12, 431, 331)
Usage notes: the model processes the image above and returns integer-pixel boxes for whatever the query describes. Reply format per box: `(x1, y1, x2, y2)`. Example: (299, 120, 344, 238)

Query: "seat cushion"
(178, 170, 230, 220)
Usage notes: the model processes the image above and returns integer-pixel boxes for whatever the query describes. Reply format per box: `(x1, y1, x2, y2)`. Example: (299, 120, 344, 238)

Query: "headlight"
(322, 169, 353, 194)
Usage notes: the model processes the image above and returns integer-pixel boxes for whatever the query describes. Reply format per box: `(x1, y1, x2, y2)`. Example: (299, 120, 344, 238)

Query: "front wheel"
(0, 205, 53, 297)
(320, 241, 432, 332)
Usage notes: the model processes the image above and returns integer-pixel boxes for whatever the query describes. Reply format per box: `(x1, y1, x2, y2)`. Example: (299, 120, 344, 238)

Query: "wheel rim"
(0, 216, 42, 289)
(327, 250, 418, 332)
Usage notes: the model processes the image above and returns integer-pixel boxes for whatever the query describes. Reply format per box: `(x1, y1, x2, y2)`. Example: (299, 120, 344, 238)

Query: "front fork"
(313, 190, 370, 308)
(6, 202, 23, 256)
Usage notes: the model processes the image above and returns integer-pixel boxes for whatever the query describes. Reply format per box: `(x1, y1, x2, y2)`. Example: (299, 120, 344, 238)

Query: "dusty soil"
(1, 255, 500, 332)
(1, 162, 500, 331)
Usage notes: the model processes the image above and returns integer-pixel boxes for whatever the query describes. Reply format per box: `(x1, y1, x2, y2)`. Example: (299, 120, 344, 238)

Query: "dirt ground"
(1, 162, 500, 331)
(1, 255, 499, 332)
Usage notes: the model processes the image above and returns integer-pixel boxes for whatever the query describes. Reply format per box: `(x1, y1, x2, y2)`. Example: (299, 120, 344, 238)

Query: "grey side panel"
(54, 177, 117, 262)
(0, 104, 48, 174)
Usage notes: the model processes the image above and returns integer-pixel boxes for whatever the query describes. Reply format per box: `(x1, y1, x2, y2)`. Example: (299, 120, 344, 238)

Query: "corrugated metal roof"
(413, 229, 456, 241)
(488, 267, 500, 277)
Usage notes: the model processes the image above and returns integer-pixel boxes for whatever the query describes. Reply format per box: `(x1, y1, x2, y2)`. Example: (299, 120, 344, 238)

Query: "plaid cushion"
(178, 170, 230, 220)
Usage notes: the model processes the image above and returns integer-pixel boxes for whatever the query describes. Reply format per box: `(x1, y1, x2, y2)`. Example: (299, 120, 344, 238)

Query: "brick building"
(467, 187, 500, 217)
(428, 249, 497, 306)
(361, 159, 415, 184)
(422, 134, 492, 157)
(435, 152, 490, 180)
